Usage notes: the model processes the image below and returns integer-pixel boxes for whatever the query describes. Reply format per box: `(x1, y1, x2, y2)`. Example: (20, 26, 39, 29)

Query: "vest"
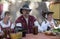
(0, 22, 12, 34)
(15, 15, 36, 33)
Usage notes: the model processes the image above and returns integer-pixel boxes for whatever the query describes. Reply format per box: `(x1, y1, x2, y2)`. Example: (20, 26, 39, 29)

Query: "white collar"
(46, 19, 54, 23)
(0, 20, 11, 28)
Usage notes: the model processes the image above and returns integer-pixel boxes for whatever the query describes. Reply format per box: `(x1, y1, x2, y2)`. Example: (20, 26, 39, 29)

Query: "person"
(0, 11, 15, 39)
(40, 11, 57, 32)
(0, 3, 3, 21)
(15, 4, 41, 34)
(0, 12, 2, 21)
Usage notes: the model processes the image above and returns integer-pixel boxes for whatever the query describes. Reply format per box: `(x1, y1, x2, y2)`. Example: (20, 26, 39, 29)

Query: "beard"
(23, 13, 29, 18)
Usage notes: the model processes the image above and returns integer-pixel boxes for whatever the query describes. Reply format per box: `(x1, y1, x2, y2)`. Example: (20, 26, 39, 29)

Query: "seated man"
(41, 11, 57, 32)
(15, 4, 41, 33)
(0, 11, 15, 39)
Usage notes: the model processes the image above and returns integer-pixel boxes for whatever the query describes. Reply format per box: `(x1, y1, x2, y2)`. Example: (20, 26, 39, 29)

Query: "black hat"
(42, 11, 54, 18)
(20, 4, 31, 14)
(43, 11, 54, 14)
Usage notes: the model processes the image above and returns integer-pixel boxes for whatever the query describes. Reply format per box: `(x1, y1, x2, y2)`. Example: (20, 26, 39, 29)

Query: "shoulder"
(29, 15, 36, 21)
(15, 15, 23, 23)
(41, 19, 47, 24)
(53, 19, 56, 22)
(41, 20, 48, 25)
(52, 19, 57, 24)
(29, 15, 36, 19)
(41, 21, 46, 24)
(29, 15, 35, 17)
(17, 15, 23, 19)
(0, 20, 3, 24)
(16, 15, 23, 21)
(9, 20, 12, 24)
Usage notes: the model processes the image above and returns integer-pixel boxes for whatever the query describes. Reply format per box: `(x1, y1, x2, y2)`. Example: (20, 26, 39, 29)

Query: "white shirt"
(25, 18, 28, 25)
(40, 19, 56, 32)
(0, 20, 15, 32)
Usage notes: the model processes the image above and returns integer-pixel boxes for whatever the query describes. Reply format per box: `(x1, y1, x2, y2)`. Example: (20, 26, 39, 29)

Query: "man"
(15, 4, 41, 33)
(0, 11, 15, 39)
(41, 11, 57, 32)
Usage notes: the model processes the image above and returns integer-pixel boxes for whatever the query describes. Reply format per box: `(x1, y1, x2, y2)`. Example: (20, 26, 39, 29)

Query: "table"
(22, 33, 60, 39)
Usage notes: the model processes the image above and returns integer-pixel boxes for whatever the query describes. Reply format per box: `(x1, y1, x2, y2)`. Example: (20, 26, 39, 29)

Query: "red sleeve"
(31, 15, 36, 22)
(15, 17, 21, 23)
(33, 16, 36, 21)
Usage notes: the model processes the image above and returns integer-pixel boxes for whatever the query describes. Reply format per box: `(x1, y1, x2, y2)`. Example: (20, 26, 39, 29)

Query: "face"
(47, 14, 53, 21)
(5, 14, 10, 20)
(22, 9, 30, 17)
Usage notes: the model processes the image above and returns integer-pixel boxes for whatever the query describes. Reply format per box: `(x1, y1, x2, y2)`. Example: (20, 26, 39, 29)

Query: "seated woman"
(0, 11, 15, 39)
(15, 4, 41, 34)
(40, 11, 57, 32)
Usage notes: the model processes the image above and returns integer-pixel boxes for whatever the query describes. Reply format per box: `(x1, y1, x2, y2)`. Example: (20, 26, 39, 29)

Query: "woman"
(0, 11, 15, 39)
(15, 4, 41, 34)
(40, 11, 57, 32)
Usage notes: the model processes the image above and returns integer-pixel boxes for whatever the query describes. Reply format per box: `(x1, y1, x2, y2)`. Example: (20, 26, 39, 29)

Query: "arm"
(16, 23, 22, 27)
(10, 23, 15, 33)
(15, 17, 22, 27)
(11, 23, 22, 33)
(11, 23, 15, 29)
(40, 21, 49, 32)
(0, 26, 4, 36)
(34, 21, 43, 32)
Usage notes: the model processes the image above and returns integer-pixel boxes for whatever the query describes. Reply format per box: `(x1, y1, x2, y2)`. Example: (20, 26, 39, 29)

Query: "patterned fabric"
(15, 15, 36, 33)
(0, 21, 13, 38)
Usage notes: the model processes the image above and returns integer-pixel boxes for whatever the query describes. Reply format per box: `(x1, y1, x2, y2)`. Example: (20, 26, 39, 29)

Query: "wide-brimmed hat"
(42, 11, 54, 18)
(20, 4, 31, 14)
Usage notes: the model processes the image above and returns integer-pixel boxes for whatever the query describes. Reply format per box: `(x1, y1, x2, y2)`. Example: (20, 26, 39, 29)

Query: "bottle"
(15, 26, 26, 37)
(22, 28, 26, 37)
(32, 26, 38, 35)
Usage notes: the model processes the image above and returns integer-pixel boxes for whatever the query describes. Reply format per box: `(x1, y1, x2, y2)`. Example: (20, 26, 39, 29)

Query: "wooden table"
(22, 33, 60, 39)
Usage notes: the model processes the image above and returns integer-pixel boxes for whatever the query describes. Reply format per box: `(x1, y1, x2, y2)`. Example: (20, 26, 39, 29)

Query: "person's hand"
(0, 31, 4, 36)
(7, 34, 10, 38)
(50, 23, 54, 28)
(0, 32, 2, 36)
